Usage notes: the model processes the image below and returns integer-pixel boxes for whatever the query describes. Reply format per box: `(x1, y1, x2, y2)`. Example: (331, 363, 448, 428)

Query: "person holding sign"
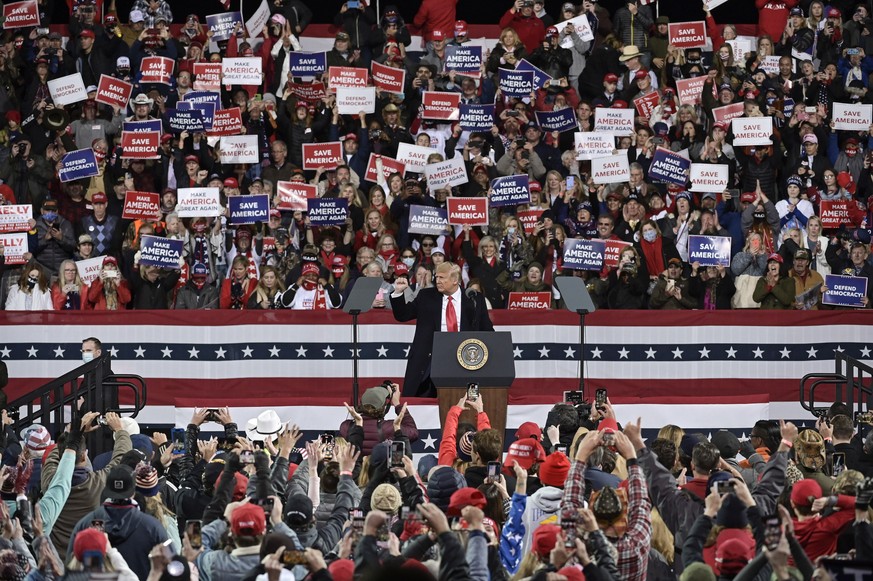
(87, 256, 132, 311)
(752, 253, 796, 309)
(5, 261, 53, 311)
(129, 251, 182, 310)
(51, 260, 87, 310)
(461, 225, 509, 309)
(688, 262, 735, 310)
(825, 241, 873, 307)
(789, 249, 824, 309)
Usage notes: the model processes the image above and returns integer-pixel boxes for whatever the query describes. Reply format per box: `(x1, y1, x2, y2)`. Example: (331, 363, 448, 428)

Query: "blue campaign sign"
(206, 11, 242, 42)
(459, 104, 495, 132)
(289, 52, 326, 76)
(534, 108, 578, 133)
(228, 194, 270, 225)
(139, 235, 184, 269)
(408, 205, 448, 235)
(647, 147, 691, 186)
(498, 68, 534, 98)
(516, 59, 552, 90)
(178, 97, 217, 130)
(688, 235, 732, 267)
(58, 149, 99, 183)
(490, 174, 530, 207)
(823, 274, 868, 308)
(123, 119, 162, 133)
(307, 197, 349, 226)
(166, 108, 205, 133)
(563, 238, 605, 270)
(444, 45, 482, 76)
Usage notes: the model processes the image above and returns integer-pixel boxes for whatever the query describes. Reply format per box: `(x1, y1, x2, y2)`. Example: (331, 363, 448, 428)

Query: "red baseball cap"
(431, 29, 447, 41)
(230, 503, 266, 536)
(79, 29, 96, 39)
(184, 155, 199, 163)
(604, 73, 619, 83)
(302, 263, 319, 277)
(223, 177, 238, 188)
(503, 437, 546, 471)
(91, 192, 108, 204)
(161, 133, 174, 143)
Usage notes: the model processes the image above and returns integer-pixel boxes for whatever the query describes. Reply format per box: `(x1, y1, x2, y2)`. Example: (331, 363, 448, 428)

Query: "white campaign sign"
(396, 142, 435, 173)
(48, 72, 87, 106)
(222, 57, 262, 85)
(690, 163, 729, 193)
(336, 86, 376, 115)
(245, 0, 271, 38)
(594, 108, 634, 136)
(220, 135, 259, 163)
(726, 38, 753, 63)
(731, 117, 773, 146)
(559, 14, 594, 44)
(591, 154, 630, 183)
(176, 187, 223, 217)
(574, 132, 615, 160)
(76, 256, 105, 285)
(425, 155, 468, 193)
(832, 102, 873, 131)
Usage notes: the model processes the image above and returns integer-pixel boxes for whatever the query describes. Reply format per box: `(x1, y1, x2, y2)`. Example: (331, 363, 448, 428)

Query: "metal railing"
(800, 353, 873, 417)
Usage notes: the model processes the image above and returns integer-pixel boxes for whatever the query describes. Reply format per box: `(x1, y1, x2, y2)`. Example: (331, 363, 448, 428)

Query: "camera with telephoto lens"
(369, 129, 381, 140)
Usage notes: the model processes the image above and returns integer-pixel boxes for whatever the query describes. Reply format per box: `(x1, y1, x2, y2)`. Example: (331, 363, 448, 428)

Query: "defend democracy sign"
(690, 163, 729, 192)
(0, 205, 32, 233)
(507, 291, 551, 310)
(591, 154, 630, 183)
(498, 68, 534, 98)
(823, 274, 868, 308)
(575, 132, 615, 160)
(228, 194, 269, 225)
(594, 108, 634, 136)
(447, 197, 488, 226)
(176, 188, 223, 217)
(289, 52, 326, 76)
(831, 102, 873, 131)
(396, 143, 433, 173)
(3, 0, 39, 29)
(276, 181, 317, 211)
(668, 21, 707, 48)
(515, 59, 551, 90)
(302, 142, 343, 171)
(140, 56, 174, 85)
(206, 11, 242, 42)
(688, 235, 731, 267)
(712, 102, 745, 123)
(732, 117, 773, 146)
(534, 108, 577, 133)
(307, 198, 348, 226)
(48, 73, 87, 106)
(425, 156, 468, 193)
(222, 58, 262, 85)
(139, 235, 183, 269)
(122, 191, 161, 220)
(121, 131, 159, 159)
(422, 91, 460, 121)
(221, 134, 259, 164)
(444, 45, 482, 76)
(0, 233, 27, 265)
(58, 149, 99, 182)
(166, 109, 205, 133)
(459, 104, 494, 132)
(489, 175, 530, 207)
(563, 239, 604, 270)
(408, 205, 448, 235)
(370, 61, 405, 93)
(95, 74, 132, 110)
(336, 87, 376, 115)
(648, 147, 690, 186)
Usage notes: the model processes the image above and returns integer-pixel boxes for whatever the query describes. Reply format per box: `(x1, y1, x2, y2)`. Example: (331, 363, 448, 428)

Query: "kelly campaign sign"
(515, 59, 551, 90)
(166, 109, 205, 133)
(365, 154, 405, 183)
(560, 14, 595, 43)
(594, 108, 634, 136)
(534, 108, 577, 133)
(0, 233, 28, 265)
(93, 74, 131, 110)
(276, 181, 317, 211)
(408, 205, 449, 235)
(490, 175, 530, 207)
(444, 45, 482, 76)
(221, 134, 259, 164)
(206, 11, 243, 42)
(832, 102, 873, 131)
(337, 87, 376, 115)
(307, 198, 349, 226)
(425, 156, 468, 193)
(75, 256, 105, 285)
(732, 117, 773, 146)
(222, 58, 262, 85)
(208, 107, 243, 136)
(498, 68, 534, 98)
(328, 67, 369, 91)
(648, 147, 690, 186)
(3, 0, 39, 29)
(121, 131, 160, 159)
(603, 239, 633, 268)
(123, 119, 162, 133)
(192, 63, 222, 91)
(370, 61, 405, 93)
(563, 238, 605, 270)
(591, 154, 630, 183)
(0, 205, 32, 233)
(140, 56, 174, 85)
(690, 163, 729, 192)
(712, 102, 745, 123)
(507, 291, 551, 310)
(301, 142, 343, 171)
(48, 73, 87, 106)
(675, 75, 713, 105)
(447, 197, 488, 226)
(228, 194, 270, 225)
(823, 274, 868, 308)
(176, 187, 223, 217)
(633, 92, 660, 118)
(422, 91, 460, 121)
(688, 235, 732, 267)
(819, 200, 853, 229)
(459, 103, 495, 132)
(575, 132, 616, 160)
(139, 235, 183, 269)
(668, 21, 707, 48)
(122, 191, 161, 220)
(517, 209, 544, 234)
(396, 143, 434, 173)
(58, 149, 99, 182)
(289, 52, 326, 76)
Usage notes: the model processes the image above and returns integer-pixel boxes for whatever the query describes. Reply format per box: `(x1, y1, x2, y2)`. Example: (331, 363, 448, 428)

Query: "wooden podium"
(431, 332, 516, 437)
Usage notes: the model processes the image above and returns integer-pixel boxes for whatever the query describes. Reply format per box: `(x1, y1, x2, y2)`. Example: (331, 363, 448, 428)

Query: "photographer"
(338, 383, 418, 456)
(87, 256, 132, 311)
(34, 199, 76, 275)
(0, 136, 52, 210)
(607, 247, 649, 309)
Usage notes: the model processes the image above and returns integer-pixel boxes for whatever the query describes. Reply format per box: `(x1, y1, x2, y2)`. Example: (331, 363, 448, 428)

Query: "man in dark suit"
(391, 262, 494, 398)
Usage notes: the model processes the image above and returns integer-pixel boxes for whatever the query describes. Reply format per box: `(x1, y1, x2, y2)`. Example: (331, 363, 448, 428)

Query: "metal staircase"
(800, 353, 873, 418)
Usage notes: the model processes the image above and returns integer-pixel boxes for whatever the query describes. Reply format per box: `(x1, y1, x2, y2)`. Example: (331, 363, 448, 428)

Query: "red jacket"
(86, 279, 132, 311)
(220, 278, 257, 309)
(413, 0, 459, 42)
(756, 0, 798, 44)
(498, 10, 546, 54)
(792, 494, 856, 561)
(438, 405, 492, 466)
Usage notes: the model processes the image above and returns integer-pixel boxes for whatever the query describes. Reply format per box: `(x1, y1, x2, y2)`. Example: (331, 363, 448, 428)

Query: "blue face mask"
(82, 352, 94, 363)
(43, 212, 57, 222)
(643, 230, 657, 243)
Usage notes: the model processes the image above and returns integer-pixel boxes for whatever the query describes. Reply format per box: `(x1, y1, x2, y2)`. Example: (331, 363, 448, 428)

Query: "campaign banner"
(58, 149, 99, 183)
(591, 154, 630, 183)
(192, 63, 223, 91)
(534, 108, 577, 133)
(288, 81, 326, 103)
(575, 132, 616, 160)
(289, 52, 327, 76)
(94, 75, 132, 110)
(425, 156, 468, 193)
(732, 117, 773, 146)
(307, 197, 349, 226)
(633, 92, 660, 118)
(726, 38, 753, 63)
(221, 134, 259, 164)
(711, 102, 745, 123)
(208, 107, 243, 136)
(222, 57, 262, 85)
(422, 91, 460, 121)
(328, 66, 369, 91)
(674, 75, 713, 105)
(206, 11, 243, 42)
(121, 131, 160, 159)
(594, 108, 634, 136)
(0, 233, 28, 265)
(123, 119, 162, 133)
(122, 191, 161, 220)
(228, 194, 270, 225)
(370, 61, 405, 93)
(560, 13, 595, 44)
(444, 45, 482, 76)
(823, 274, 868, 308)
(139, 235, 183, 269)
(75, 256, 105, 285)
(396, 143, 434, 173)
(140, 56, 174, 85)
(688, 235, 732, 267)
(819, 200, 853, 229)
(648, 147, 690, 186)
(447, 197, 488, 226)
(690, 163, 729, 193)
(181, 91, 220, 130)
(498, 68, 534, 98)
(517, 209, 544, 234)
(262, 236, 277, 253)
(0, 205, 32, 234)
(166, 108, 205, 133)
(603, 239, 633, 269)
(408, 205, 449, 235)
(759, 55, 781, 75)
(782, 97, 796, 119)
(515, 59, 552, 90)
(507, 291, 551, 310)
(276, 181, 317, 211)
(563, 238, 605, 270)
(336, 86, 376, 115)
(301, 142, 343, 171)
(48, 73, 87, 106)
(832, 102, 873, 131)
(459, 103, 495, 132)
(176, 187, 223, 217)
(365, 154, 405, 183)
(3, 0, 39, 29)
(668, 21, 707, 48)
(244, 0, 271, 39)
(489, 174, 530, 207)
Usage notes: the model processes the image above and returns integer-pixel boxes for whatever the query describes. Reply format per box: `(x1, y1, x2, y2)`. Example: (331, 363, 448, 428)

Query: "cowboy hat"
(618, 46, 642, 62)
(247, 410, 284, 436)
(131, 93, 154, 107)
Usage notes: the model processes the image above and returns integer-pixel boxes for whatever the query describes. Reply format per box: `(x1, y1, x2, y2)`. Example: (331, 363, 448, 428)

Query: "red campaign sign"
(301, 142, 343, 171)
(140, 56, 175, 85)
(668, 21, 707, 49)
(276, 181, 317, 211)
(712, 102, 745, 123)
(262, 236, 276, 253)
(507, 291, 552, 310)
(94, 74, 132, 110)
(517, 209, 544, 234)
(3, 0, 39, 29)
(371, 61, 406, 94)
(422, 91, 461, 121)
(603, 239, 633, 268)
(819, 200, 853, 229)
(633, 92, 660, 119)
(365, 153, 405, 183)
(328, 66, 369, 92)
(122, 191, 161, 220)
(674, 76, 715, 106)
(192, 62, 222, 91)
(121, 131, 160, 159)
(288, 81, 326, 103)
(447, 197, 488, 226)
(208, 107, 243, 136)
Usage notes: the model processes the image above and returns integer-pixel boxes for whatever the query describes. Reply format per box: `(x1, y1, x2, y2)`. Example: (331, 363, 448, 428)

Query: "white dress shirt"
(440, 287, 463, 332)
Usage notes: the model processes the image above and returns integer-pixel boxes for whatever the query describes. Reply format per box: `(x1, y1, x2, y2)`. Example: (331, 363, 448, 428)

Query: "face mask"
(402, 257, 415, 267)
(508, 227, 516, 235)
(82, 352, 94, 363)
(642, 230, 657, 243)
(93, 149, 106, 163)
(719, 52, 729, 62)
(301, 278, 317, 291)
(193, 276, 207, 289)
(43, 212, 57, 222)
(26, 276, 37, 289)
(753, 211, 766, 221)
(846, 148, 858, 158)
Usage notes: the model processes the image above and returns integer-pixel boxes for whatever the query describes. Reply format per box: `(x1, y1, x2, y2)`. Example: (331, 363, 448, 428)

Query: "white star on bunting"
(376, 345, 389, 357)
(27, 346, 38, 358)
(779, 347, 791, 359)
(513, 346, 523, 358)
(725, 347, 737, 359)
(241, 346, 254, 358)
(188, 346, 200, 359)
(269, 346, 281, 357)
(564, 347, 575, 358)
(698, 347, 710, 359)
(590, 347, 602, 359)
(538, 346, 550, 358)
(134, 346, 146, 358)
(752, 347, 764, 359)
(296, 346, 307, 357)
(54, 346, 65, 358)
(421, 434, 437, 450)
(215, 347, 227, 359)
(161, 347, 173, 358)
(645, 347, 657, 359)
(323, 346, 334, 357)
(618, 347, 629, 359)
(672, 347, 683, 359)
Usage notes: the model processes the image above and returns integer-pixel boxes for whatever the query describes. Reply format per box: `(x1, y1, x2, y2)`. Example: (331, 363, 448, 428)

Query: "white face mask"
(82, 352, 94, 363)
(402, 257, 415, 268)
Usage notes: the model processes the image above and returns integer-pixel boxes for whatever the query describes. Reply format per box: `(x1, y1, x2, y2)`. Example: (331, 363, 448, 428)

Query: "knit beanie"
(372, 483, 402, 513)
(538, 451, 570, 488)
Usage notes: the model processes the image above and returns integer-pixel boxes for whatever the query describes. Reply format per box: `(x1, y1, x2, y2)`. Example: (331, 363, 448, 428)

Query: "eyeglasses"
(381, 242, 395, 247)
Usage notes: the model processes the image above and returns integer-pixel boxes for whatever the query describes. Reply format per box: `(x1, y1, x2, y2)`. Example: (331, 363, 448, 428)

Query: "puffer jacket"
(338, 406, 419, 456)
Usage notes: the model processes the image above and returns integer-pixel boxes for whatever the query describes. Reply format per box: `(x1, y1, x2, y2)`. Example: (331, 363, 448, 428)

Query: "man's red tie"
(446, 296, 458, 332)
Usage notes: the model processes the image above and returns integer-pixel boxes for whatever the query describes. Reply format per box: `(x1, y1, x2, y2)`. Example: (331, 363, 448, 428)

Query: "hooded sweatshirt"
(520, 485, 563, 554)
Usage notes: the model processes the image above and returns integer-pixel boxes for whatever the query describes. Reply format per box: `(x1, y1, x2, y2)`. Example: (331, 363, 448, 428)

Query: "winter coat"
(520, 485, 563, 554)
(338, 406, 419, 456)
(5, 285, 53, 311)
(175, 281, 220, 309)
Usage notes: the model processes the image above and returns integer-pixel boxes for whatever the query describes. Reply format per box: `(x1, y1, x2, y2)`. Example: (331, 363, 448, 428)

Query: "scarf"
(193, 234, 209, 264)
(299, 283, 327, 309)
(104, 283, 118, 311)
(241, 249, 257, 278)
(641, 236, 666, 274)
(63, 290, 81, 310)
(230, 279, 246, 309)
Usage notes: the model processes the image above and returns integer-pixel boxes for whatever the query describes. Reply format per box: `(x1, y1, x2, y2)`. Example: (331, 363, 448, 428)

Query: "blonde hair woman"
(52, 259, 86, 310)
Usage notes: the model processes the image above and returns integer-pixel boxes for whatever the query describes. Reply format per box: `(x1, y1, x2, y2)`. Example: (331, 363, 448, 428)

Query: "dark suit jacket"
(391, 287, 494, 397)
